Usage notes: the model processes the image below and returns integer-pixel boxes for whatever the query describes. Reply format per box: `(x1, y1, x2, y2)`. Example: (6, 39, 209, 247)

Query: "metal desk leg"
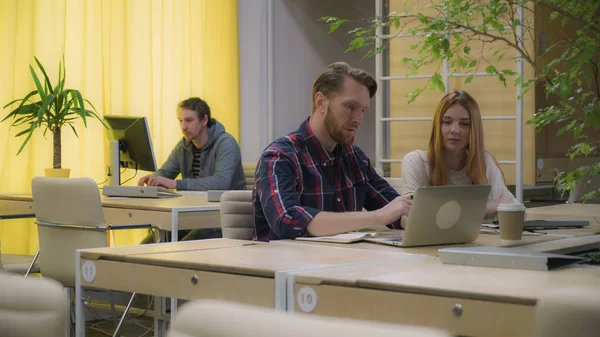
(154, 296, 167, 337)
(75, 251, 86, 337)
(170, 210, 179, 321)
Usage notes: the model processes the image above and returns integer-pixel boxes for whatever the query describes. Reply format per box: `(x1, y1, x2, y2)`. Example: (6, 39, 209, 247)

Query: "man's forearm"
(306, 210, 385, 236)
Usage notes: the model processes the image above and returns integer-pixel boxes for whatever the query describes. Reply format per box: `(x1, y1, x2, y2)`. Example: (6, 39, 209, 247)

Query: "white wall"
(238, 0, 270, 162)
(238, 0, 376, 162)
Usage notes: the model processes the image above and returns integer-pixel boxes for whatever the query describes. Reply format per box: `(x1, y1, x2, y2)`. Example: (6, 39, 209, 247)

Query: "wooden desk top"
(527, 203, 600, 217)
(101, 195, 219, 211)
(81, 239, 421, 278)
(293, 256, 600, 305)
(282, 231, 564, 257)
(82, 238, 253, 259)
(0, 193, 218, 212)
(0, 193, 32, 202)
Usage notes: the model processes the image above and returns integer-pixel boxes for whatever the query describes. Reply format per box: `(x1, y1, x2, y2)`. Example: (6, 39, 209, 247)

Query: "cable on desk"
(121, 164, 137, 185)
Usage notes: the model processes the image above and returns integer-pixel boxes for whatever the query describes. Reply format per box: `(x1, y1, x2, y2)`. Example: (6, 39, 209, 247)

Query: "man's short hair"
(178, 97, 214, 127)
(311, 62, 377, 113)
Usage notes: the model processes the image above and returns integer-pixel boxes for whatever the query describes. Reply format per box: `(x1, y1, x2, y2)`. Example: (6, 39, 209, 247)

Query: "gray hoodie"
(155, 119, 246, 190)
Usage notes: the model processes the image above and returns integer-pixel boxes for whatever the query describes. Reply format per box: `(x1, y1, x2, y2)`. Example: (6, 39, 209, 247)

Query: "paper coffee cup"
(498, 203, 526, 242)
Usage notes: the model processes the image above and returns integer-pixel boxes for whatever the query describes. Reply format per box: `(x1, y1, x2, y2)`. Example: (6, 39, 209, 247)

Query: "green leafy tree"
(323, 0, 600, 201)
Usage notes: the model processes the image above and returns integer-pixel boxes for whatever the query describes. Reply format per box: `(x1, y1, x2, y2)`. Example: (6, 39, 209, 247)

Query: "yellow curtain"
(0, 0, 239, 254)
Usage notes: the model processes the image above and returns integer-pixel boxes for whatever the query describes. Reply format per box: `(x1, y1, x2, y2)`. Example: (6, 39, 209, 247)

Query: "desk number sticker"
(297, 287, 317, 312)
(82, 261, 97, 283)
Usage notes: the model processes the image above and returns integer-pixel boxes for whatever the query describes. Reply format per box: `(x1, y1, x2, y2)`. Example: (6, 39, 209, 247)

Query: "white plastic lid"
(497, 203, 526, 212)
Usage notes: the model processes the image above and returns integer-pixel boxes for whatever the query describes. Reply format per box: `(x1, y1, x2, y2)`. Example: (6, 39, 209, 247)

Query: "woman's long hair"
(427, 91, 488, 186)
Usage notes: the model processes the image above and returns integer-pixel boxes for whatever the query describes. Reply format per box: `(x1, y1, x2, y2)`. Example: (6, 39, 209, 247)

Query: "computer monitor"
(104, 115, 157, 185)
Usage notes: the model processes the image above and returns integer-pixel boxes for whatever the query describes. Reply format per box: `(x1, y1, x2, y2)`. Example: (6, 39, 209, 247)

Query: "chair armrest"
(0, 213, 35, 220)
(107, 224, 154, 230)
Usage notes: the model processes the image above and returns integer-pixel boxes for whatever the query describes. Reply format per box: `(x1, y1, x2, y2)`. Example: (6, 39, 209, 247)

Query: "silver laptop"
(365, 185, 491, 247)
(102, 185, 181, 198)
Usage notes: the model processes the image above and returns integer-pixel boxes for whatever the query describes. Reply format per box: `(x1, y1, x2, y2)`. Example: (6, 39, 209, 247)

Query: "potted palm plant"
(2, 55, 106, 177)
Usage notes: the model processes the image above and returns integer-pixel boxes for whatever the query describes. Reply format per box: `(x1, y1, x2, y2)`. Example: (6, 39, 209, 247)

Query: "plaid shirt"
(252, 118, 401, 241)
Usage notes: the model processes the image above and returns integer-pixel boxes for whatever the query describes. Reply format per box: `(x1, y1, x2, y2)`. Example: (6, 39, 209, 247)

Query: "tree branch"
(592, 60, 600, 98)
(445, 20, 539, 74)
(534, 0, 600, 34)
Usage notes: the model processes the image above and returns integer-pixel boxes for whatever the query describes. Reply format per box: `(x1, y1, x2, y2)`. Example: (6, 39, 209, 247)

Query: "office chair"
(30, 176, 153, 337)
(167, 299, 450, 337)
(0, 271, 68, 337)
(242, 162, 257, 190)
(535, 287, 600, 337)
(1, 253, 40, 274)
(0, 212, 40, 275)
(384, 177, 405, 194)
(220, 190, 254, 240)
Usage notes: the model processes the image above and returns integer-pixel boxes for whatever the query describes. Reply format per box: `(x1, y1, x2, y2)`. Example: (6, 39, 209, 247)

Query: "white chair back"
(167, 300, 451, 337)
(31, 176, 109, 287)
(220, 190, 254, 240)
(0, 272, 68, 337)
(385, 177, 405, 194)
(535, 287, 600, 337)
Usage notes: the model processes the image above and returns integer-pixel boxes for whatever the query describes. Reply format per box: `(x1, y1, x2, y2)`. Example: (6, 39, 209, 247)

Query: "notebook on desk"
(483, 220, 590, 230)
(523, 220, 590, 229)
(296, 185, 491, 247)
(295, 231, 402, 244)
(438, 246, 588, 271)
(102, 185, 181, 198)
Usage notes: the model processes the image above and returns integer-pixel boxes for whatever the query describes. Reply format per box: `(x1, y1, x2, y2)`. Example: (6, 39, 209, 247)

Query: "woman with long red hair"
(402, 90, 517, 219)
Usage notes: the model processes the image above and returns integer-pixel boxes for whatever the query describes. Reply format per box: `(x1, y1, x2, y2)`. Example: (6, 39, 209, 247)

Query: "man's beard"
(324, 107, 355, 145)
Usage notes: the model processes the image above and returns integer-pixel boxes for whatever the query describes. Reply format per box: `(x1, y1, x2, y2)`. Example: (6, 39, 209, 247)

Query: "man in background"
(139, 97, 245, 240)
(138, 97, 245, 191)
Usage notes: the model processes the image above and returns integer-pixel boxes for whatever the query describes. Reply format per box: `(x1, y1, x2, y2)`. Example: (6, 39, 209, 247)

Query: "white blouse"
(401, 150, 517, 203)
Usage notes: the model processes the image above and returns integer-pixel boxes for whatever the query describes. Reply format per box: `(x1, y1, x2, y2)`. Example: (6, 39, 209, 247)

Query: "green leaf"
(498, 74, 506, 87)
(549, 11, 560, 21)
(485, 65, 497, 74)
(431, 73, 445, 92)
(469, 60, 477, 68)
(348, 37, 366, 51)
(15, 126, 35, 155)
(326, 18, 347, 33)
(465, 74, 474, 84)
(29, 65, 47, 102)
(68, 123, 79, 138)
(490, 21, 504, 33)
(441, 38, 450, 53)
(34, 57, 54, 95)
(463, 46, 471, 55)
(406, 87, 424, 103)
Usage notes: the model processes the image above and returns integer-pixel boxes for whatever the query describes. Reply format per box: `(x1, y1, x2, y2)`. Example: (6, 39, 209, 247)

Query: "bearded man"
(252, 62, 412, 241)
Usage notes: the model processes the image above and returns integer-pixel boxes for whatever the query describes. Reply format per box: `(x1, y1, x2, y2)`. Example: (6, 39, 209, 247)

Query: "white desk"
(289, 256, 600, 337)
(76, 239, 419, 337)
(0, 193, 220, 241)
(527, 203, 600, 218)
(526, 204, 600, 237)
